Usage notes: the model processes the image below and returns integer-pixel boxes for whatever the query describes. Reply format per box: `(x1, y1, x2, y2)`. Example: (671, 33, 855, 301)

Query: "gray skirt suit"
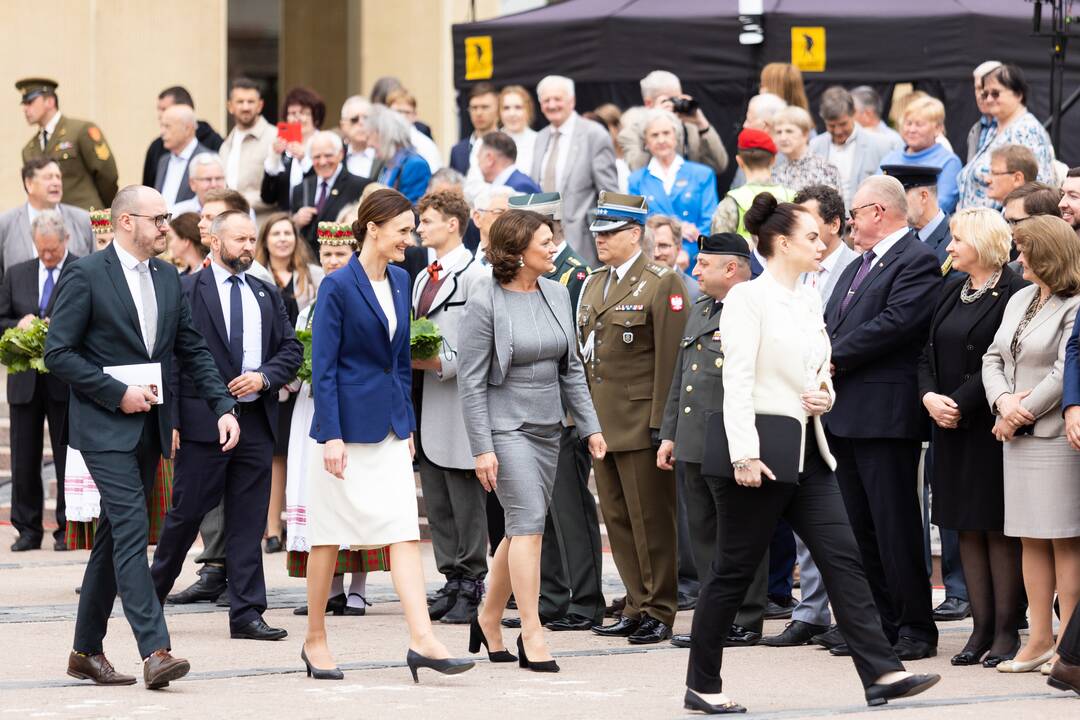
(457, 275, 601, 536)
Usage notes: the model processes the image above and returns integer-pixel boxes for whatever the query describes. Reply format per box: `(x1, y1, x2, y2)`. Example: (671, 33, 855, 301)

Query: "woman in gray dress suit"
(458, 210, 606, 672)
(983, 215, 1080, 674)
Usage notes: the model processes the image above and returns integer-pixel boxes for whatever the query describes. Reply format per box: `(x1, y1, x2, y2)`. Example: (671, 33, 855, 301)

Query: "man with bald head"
(822, 175, 942, 661)
(45, 185, 240, 688)
(155, 104, 210, 211)
(290, 130, 370, 252)
(150, 209, 301, 642)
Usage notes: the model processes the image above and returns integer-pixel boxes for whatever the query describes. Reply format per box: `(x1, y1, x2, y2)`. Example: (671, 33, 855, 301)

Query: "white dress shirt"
(162, 137, 200, 208)
(41, 112, 62, 149)
(539, 112, 578, 190)
(38, 252, 68, 308)
(647, 155, 685, 195)
(802, 241, 846, 299)
(312, 164, 343, 207)
(346, 146, 376, 178)
(826, 125, 859, 194)
(210, 260, 264, 401)
(509, 128, 537, 176)
(112, 241, 156, 349)
(868, 225, 908, 261)
(491, 164, 518, 188)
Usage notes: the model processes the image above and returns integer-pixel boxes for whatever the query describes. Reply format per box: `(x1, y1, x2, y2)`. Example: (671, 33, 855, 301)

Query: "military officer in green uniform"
(504, 192, 606, 631)
(580, 191, 689, 644)
(657, 232, 771, 649)
(17, 78, 118, 212)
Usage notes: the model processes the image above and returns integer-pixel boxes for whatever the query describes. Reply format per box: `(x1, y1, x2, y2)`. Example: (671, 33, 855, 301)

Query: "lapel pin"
(258, 290, 266, 297)
(331, 188, 339, 196)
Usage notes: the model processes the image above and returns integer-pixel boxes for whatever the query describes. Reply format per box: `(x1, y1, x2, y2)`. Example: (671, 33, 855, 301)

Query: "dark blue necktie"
(227, 276, 244, 371)
(39, 266, 55, 316)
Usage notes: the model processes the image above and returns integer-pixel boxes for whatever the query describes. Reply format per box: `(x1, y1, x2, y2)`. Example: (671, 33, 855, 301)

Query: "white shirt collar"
(316, 163, 343, 190)
(819, 241, 847, 274)
(612, 249, 642, 281)
(553, 240, 568, 257)
(918, 210, 946, 239)
(43, 112, 62, 136)
(112, 240, 144, 271)
(492, 164, 517, 187)
(647, 154, 685, 191)
(552, 111, 577, 137)
(210, 257, 246, 285)
(867, 225, 909, 260)
(173, 136, 199, 160)
(40, 250, 68, 272)
(436, 241, 470, 266)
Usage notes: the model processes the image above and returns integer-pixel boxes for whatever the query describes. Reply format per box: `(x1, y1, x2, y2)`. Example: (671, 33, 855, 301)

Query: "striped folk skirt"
(64, 457, 174, 549)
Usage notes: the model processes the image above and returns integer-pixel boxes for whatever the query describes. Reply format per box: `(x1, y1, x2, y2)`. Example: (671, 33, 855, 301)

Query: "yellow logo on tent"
(465, 36, 493, 80)
(791, 27, 826, 72)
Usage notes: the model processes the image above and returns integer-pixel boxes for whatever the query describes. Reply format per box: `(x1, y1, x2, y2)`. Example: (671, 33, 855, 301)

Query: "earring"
(517, 257, 525, 267)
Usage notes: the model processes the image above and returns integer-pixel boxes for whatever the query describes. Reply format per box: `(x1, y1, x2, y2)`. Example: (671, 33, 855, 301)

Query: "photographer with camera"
(617, 70, 729, 177)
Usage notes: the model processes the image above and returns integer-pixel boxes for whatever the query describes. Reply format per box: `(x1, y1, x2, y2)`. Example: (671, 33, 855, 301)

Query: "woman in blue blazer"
(304, 189, 473, 682)
(368, 104, 432, 203)
(628, 109, 718, 266)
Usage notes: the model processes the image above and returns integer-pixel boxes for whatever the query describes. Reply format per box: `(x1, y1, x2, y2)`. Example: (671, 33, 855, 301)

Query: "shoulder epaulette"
(588, 266, 609, 276)
(693, 294, 711, 305)
(644, 262, 670, 277)
(567, 256, 583, 267)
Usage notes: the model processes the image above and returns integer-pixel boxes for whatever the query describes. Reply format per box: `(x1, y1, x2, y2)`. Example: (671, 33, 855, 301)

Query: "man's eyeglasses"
(129, 213, 172, 228)
(979, 89, 1003, 100)
(478, 208, 506, 216)
(848, 203, 881, 221)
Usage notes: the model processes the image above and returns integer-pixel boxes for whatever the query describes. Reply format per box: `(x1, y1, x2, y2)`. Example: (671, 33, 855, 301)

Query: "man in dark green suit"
(657, 232, 768, 649)
(45, 185, 239, 689)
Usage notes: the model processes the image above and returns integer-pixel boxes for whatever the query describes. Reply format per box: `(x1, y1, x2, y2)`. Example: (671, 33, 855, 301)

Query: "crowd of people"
(3, 56, 1080, 714)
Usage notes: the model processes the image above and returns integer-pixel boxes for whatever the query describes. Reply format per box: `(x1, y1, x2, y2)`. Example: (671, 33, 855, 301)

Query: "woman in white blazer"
(683, 194, 939, 714)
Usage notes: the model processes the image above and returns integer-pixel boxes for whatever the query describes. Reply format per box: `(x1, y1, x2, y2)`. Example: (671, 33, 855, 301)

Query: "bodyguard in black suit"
(0, 212, 76, 551)
(45, 186, 238, 687)
(289, 132, 370, 254)
(150, 210, 301, 641)
(824, 177, 942, 659)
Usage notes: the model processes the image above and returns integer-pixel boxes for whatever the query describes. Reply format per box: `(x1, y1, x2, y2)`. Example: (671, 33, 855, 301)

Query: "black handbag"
(701, 412, 804, 483)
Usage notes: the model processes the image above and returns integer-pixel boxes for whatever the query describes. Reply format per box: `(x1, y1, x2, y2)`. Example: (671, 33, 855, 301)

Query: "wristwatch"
(732, 459, 753, 471)
(260, 372, 270, 392)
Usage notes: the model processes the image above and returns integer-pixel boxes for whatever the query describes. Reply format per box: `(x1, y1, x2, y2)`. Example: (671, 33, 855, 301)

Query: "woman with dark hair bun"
(457, 209, 606, 672)
(303, 188, 474, 682)
(683, 193, 940, 713)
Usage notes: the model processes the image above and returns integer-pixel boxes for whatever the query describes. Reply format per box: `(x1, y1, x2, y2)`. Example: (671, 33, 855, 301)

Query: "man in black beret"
(882, 164, 951, 266)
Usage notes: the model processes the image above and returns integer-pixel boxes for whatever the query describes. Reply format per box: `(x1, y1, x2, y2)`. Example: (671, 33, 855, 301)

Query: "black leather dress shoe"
(671, 633, 691, 648)
(628, 615, 673, 645)
(264, 535, 283, 554)
(932, 596, 971, 622)
(725, 625, 761, 647)
(811, 626, 844, 650)
(231, 617, 288, 641)
(604, 596, 626, 618)
(829, 643, 852, 657)
(545, 615, 594, 631)
(592, 616, 640, 637)
(865, 673, 940, 706)
(10, 535, 41, 552)
(764, 596, 795, 620)
(167, 566, 227, 604)
(893, 636, 937, 660)
(762, 620, 829, 647)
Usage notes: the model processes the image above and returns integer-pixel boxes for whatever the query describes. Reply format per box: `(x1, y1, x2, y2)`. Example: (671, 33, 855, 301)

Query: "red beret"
(738, 128, 777, 155)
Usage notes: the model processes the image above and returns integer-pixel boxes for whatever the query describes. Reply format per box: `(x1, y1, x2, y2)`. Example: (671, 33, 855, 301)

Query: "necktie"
(40, 129, 49, 150)
(137, 262, 158, 356)
(839, 251, 876, 316)
(227, 276, 244, 371)
(914, 229, 922, 243)
(542, 129, 560, 192)
(315, 180, 329, 213)
(427, 261, 442, 283)
(603, 269, 618, 301)
(39, 267, 55, 316)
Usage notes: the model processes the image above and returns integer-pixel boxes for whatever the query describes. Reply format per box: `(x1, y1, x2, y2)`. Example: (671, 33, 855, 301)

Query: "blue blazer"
(449, 139, 471, 175)
(505, 169, 542, 194)
(310, 255, 414, 443)
(1062, 305, 1080, 413)
(628, 160, 718, 262)
(823, 232, 942, 440)
(380, 149, 432, 203)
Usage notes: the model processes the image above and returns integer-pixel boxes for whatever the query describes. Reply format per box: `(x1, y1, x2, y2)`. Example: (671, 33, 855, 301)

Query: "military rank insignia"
(669, 295, 684, 312)
(613, 304, 644, 311)
(623, 332, 634, 344)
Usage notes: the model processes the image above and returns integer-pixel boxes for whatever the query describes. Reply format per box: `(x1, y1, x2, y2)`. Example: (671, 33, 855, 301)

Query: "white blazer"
(719, 270, 837, 472)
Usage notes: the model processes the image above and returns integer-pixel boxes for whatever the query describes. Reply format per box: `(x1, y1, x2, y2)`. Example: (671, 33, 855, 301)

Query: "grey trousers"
(684, 461, 768, 632)
(418, 455, 488, 580)
(791, 533, 832, 626)
(194, 500, 227, 566)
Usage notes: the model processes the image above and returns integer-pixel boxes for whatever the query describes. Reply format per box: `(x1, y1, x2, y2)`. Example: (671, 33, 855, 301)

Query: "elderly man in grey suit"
(0, 157, 93, 280)
(155, 104, 210, 211)
(412, 190, 490, 625)
(531, 75, 618, 267)
(809, 87, 892, 208)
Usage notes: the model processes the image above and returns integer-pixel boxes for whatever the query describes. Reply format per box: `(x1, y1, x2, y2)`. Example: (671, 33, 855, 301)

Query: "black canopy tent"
(451, 0, 1080, 186)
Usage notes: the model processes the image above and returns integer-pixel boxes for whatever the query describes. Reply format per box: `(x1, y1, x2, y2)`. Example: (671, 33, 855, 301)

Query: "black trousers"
(829, 435, 937, 645)
(1060, 599, 1080, 666)
(151, 410, 273, 630)
(676, 463, 700, 599)
(76, 412, 169, 659)
(687, 448, 901, 694)
(9, 384, 68, 541)
(539, 427, 605, 624)
(683, 461, 768, 632)
(417, 455, 488, 581)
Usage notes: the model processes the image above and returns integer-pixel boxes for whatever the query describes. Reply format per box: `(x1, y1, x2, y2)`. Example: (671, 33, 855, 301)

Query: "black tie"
(227, 276, 244, 371)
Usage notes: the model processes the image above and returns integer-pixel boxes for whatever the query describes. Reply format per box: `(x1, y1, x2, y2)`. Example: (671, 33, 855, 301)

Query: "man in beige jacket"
(219, 78, 276, 222)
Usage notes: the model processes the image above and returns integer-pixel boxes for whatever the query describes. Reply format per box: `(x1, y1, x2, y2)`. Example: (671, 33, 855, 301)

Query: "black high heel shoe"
(983, 637, 1022, 668)
(469, 617, 517, 662)
(951, 640, 992, 666)
(301, 646, 344, 680)
(517, 634, 559, 673)
(405, 649, 474, 683)
(864, 673, 940, 706)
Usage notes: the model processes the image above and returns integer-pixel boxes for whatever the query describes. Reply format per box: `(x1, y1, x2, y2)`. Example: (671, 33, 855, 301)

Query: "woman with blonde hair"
(878, 96, 963, 212)
(770, 105, 841, 193)
(918, 208, 1028, 667)
(983, 214, 1080, 674)
(499, 85, 537, 175)
(760, 63, 809, 110)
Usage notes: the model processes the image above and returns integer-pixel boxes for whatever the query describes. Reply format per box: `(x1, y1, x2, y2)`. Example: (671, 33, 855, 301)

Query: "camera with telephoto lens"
(670, 96, 699, 115)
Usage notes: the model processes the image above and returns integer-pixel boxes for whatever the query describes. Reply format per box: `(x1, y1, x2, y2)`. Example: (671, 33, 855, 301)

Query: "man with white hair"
(470, 184, 516, 263)
(289, 131, 371, 252)
(617, 70, 728, 176)
(172, 154, 227, 216)
(154, 104, 211, 211)
(809, 87, 893, 207)
(966, 61, 1003, 162)
(821, 175, 942, 661)
(744, 92, 787, 134)
(531, 75, 618, 267)
(340, 95, 383, 180)
(851, 86, 903, 152)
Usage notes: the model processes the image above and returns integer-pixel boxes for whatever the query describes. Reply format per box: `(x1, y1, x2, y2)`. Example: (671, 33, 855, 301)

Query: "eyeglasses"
(848, 203, 881, 221)
(979, 89, 1003, 100)
(989, 170, 1016, 177)
(478, 208, 506, 216)
(129, 213, 172, 228)
(347, 115, 363, 125)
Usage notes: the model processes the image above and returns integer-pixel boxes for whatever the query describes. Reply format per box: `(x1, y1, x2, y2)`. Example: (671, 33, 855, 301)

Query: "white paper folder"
(103, 362, 164, 405)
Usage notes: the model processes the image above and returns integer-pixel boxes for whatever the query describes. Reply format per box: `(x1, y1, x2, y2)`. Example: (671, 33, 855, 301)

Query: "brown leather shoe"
(1048, 657, 1080, 696)
(67, 652, 137, 685)
(143, 649, 190, 690)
